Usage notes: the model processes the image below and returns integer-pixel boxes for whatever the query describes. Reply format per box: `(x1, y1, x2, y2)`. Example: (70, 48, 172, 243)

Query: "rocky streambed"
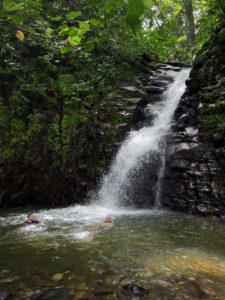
(0, 207, 225, 300)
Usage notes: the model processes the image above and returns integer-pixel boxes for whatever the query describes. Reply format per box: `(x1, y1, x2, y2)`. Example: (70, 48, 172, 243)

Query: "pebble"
(24, 288, 34, 297)
(73, 290, 91, 300)
(76, 282, 88, 290)
(63, 270, 71, 275)
(52, 273, 64, 281)
(0, 277, 17, 283)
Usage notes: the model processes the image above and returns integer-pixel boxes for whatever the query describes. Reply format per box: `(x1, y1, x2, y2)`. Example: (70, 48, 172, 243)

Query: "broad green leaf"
(8, 2, 24, 11)
(68, 26, 77, 36)
(116, 0, 125, 9)
(83, 42, 95, 52)
(90, 18, 101, 26)
(79, 22, 90, 33)
(126, 12, 141, 30)
(11, 14, 24, 24)
(93, 38, 100, 43)
(87, 0, 100, 8)
(68, 35, 81, 45)
(105, 0, 114, 13)
(59, 25, 69, 35)
(178, 35, 187, 42)
(3, 0, 15, 9)
(51, 16, 62, 21)
(60, 46, 71, 54)
(66, 11, 82, 19)
(59, 25, 69, 31)
(59, 25, 70, 36)
(45, 27, 54, 36)
(129, 0, 144, 17)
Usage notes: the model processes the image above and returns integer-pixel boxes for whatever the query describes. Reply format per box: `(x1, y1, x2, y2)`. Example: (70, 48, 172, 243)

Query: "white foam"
(96, 69, 190, 208)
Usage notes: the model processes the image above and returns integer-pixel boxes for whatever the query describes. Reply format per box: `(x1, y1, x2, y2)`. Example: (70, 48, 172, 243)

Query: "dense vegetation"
(0, 0, 225, 206)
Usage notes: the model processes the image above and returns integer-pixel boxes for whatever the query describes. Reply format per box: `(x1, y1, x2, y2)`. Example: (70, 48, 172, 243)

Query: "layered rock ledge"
(162, 27, 225, 218)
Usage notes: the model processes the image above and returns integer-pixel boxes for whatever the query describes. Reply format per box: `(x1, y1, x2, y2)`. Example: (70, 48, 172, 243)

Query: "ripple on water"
(0, 208, 225, 299)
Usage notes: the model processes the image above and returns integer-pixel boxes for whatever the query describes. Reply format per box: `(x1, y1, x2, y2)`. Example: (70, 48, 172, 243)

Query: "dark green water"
(0, 206, 225, 299)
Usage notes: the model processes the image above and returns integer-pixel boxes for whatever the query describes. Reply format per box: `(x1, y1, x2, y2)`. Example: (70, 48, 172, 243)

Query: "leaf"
(126, 12, 141, 29)
(59, 25, 69, 35)
(60, 46, 71, 54)
(83, 41, 95, 52)
(93, 38, 100, 43)
(16, 30, 24, 41)
(90, 18, 101, 26)
(87, 0, 100, 8)
(68, 35, 81, 45)
(178, 35, 187, 42)
(105, 0, 115, 13)
(116, 0, 125, 9)
(66, 11, 82, 19)
(79, 22, 90, 33)
(129, 0, 144, 18)
(3, 0, 15, 9)
(11, 14, 24, 24)
(45, 27, 54, 36)
(51, 16, 62, 21)
(59, 25, 69, 31)
(68, 26, 77, 36)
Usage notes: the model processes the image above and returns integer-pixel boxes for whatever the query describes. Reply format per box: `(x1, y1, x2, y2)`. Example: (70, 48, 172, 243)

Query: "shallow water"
(0, 205, 225, 299)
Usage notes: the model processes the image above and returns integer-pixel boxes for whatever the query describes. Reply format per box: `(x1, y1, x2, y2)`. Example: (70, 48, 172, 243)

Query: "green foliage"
(1, 0, 225, 166)
(199, 78, 225, 144)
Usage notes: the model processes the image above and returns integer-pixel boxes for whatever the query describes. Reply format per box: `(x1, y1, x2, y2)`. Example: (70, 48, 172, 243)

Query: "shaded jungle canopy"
(1, 0, 225, 62)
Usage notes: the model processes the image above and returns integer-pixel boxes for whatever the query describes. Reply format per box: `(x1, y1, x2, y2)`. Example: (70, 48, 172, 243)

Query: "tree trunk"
(183, 0, 195, 42)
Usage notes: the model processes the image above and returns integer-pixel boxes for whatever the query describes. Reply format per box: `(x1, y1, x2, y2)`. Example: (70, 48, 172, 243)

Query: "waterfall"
(96, 68, 190, 208)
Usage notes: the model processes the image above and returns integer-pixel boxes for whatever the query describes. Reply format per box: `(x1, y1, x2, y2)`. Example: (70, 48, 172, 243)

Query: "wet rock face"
(162, 31, 225, 217)
(162, 93, 225, 217)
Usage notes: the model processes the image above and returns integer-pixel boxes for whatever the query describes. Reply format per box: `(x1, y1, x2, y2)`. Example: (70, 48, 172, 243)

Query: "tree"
(183, 0, 195, 42)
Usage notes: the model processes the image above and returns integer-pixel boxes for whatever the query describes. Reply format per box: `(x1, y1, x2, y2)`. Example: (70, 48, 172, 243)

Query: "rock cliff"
(162, 27, 225, 218)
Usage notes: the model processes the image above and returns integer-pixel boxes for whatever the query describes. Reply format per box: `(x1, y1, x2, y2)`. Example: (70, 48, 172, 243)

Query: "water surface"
(0, 206, 224, 299)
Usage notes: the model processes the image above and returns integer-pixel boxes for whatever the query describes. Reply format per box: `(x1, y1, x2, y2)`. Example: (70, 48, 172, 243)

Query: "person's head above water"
(24, 213, 39, 225)
(27, 213, 34, 222)
(105, 216, 111, 223)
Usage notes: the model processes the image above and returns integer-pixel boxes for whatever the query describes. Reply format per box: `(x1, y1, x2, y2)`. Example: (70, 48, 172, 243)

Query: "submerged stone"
(120, 284, 148, 296)
(52, 273, 64, 281)
(0, 290, 13, 300)
(35, 288, 71, 300)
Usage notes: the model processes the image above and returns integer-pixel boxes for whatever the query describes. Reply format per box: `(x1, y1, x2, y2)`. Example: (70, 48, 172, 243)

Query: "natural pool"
(0, 205, 225, 299)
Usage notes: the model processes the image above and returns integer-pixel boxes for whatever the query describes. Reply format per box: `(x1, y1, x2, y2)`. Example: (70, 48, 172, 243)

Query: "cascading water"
(1, 68, 225, 300)
(97, 68, 190, 208)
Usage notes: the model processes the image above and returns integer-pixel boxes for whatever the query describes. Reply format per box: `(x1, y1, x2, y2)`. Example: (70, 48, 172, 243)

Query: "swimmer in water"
(24, 213, 40, 224)
(99, 216, 114, 228)
(89, 216, 114, 233)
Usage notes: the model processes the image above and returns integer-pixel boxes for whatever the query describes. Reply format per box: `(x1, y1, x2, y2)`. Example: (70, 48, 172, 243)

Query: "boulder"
(154, 74, 174, 82)
(176, 113, 196, 129)
(120, 86, 146, 97)
(169, 159, 191, 170)
(148, 79, 170, 87)
(185, 78, 200, 94)
(145, 86, 165, 93)
(185, 127, 199, 137)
